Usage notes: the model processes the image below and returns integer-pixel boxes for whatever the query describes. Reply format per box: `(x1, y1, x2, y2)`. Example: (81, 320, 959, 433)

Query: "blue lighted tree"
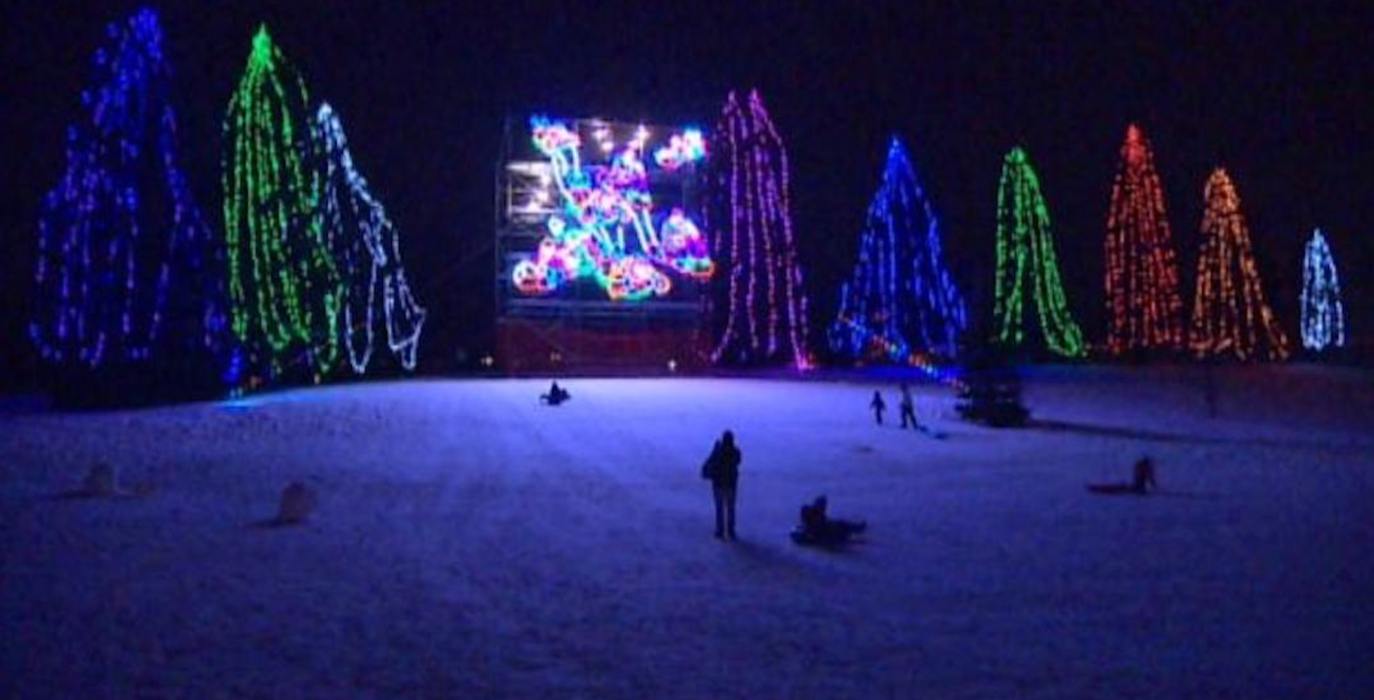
(30, 8, 227, 370)
(829, 136, 966, 361)
(1300, 228, 1345, 352)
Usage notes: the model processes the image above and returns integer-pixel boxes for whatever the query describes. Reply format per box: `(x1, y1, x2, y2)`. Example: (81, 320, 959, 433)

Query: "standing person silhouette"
(870, 391, 886, 426)
(899, 382, 918, 429)
(700, 430, 742, 540)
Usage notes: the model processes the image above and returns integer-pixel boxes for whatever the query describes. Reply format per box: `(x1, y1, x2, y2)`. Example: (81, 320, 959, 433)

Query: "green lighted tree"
(990, 147, 1085, 357)
(222, 26, 341, 383)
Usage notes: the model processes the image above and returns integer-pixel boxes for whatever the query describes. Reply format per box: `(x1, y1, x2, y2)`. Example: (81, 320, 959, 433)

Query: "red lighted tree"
(1104, 124, 1184, 355)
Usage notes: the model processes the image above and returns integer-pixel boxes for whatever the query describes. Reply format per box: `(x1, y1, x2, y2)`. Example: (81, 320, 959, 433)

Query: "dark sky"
(3, 1, 1372, 381)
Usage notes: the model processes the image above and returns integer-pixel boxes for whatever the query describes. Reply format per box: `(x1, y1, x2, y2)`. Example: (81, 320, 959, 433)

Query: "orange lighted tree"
(1187, 168, 1289, 361)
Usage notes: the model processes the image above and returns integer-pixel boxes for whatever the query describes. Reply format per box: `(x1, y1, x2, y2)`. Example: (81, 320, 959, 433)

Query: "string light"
(830, 317, 960, 384)
(990, 147, 1085, 357)
(30, 8, 228, 369)
(707, 90, 811, 368)
(1104, 124, 1184, 355)
(316, 103, 427, 373)
(1299, 228, 1345, 352)
(1187, 168, 1290, 361)
(830, 136, 965, 361)
(511, 117, 712, 302)
(223, 25, 343, 384)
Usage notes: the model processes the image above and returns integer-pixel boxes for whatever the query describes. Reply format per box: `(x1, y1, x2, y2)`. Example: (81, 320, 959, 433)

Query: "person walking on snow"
(870, 391, 886, 426)
(899, 382, 918, 429)
(700, 430, 742, 540)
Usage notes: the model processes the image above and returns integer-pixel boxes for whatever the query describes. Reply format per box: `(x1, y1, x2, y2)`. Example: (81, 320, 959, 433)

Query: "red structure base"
(496, 320, 709, 373)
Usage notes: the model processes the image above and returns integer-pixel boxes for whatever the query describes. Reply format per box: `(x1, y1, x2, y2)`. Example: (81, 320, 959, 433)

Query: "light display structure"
(316, 103, 427, 373)
(223, 27, 342, 385)
(990, 147, 1085, 357)
(495, 116, 714, 371)
(1103, 124, 1185, 356)
(707, 90, 810, 368)
(1300, 228, 1345, 352)
(31, 8, 227, 376)
(829, 136, 966, 363)
(1187, 168, 1290, 362)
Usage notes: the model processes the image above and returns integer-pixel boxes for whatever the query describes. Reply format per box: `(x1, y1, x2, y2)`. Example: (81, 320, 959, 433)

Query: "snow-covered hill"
(3, 367, 1371, 697)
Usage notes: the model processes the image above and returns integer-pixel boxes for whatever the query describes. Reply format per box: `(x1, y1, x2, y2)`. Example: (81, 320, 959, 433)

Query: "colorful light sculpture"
(222, 26, 342, 382)
(1103, 124, 1184, 355)
(708, 90, 811, 368)
(1187, 168, 1290, 361)
(830, 136, 966, 361)
(316, 103, 427, 373)
(511, 117, 713, 302)
(1300, 228, 1345, 352)
(990, 147, 1085, 357)
(30, 8, 227, 368)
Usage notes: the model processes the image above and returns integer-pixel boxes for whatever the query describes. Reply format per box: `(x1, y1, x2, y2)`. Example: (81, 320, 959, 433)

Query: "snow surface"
(3, 367, 1372, 697)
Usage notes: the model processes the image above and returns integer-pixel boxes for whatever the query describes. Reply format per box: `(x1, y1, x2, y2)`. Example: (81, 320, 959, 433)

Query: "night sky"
(3, 1, 1371, 386)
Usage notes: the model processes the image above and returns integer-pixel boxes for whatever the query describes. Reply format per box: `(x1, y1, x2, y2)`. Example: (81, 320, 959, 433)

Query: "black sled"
(1085, 483, 1148, 496)
(790, 525, 864, 547)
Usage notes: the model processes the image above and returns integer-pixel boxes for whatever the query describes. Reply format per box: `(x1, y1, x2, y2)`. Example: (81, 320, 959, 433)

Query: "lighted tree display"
(223, 26, 342, 382)
(1300, 228, 1345, 352)
(708, 90, 810, 368)
(1103, 124, 1184, 355)
(829, 136, 965, 361)
(1187, 168, 1290, 361)
(31, 8, 227, 369)
(316, 103, 427, 373)
(990, 147, 1085, 357)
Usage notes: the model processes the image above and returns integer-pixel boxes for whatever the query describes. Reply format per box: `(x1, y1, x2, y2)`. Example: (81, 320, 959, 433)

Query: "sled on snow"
(789, 525, 864, 548)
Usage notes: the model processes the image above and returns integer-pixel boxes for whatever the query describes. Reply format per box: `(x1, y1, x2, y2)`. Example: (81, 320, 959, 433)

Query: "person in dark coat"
(870, 391, 886, 426)
(898, 382, 918, 429)
(701, 430, 742, 540)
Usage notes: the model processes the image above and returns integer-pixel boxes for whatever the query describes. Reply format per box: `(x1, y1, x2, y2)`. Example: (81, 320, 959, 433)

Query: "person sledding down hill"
(540, 381, 571, 406)
(791, 495, 867, 546)
(1086, 456, 1158, 495)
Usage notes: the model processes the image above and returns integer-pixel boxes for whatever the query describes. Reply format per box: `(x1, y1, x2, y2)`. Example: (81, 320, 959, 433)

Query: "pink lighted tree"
(707, 90, 810, 368)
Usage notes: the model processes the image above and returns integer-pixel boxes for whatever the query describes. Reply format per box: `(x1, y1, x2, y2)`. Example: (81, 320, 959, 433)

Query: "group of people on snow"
(540, 382, 1159, 546)
(870, 382, 921, 429)
(699, 429, 867, 546)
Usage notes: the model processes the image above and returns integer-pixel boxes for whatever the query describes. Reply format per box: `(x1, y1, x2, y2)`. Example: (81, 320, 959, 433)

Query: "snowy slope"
(3, 367, 1372, 697)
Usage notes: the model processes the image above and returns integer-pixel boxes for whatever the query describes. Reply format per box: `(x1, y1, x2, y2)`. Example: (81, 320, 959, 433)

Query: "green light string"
(222, 26, 341, 383)
(991, 147, 1085, 357)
